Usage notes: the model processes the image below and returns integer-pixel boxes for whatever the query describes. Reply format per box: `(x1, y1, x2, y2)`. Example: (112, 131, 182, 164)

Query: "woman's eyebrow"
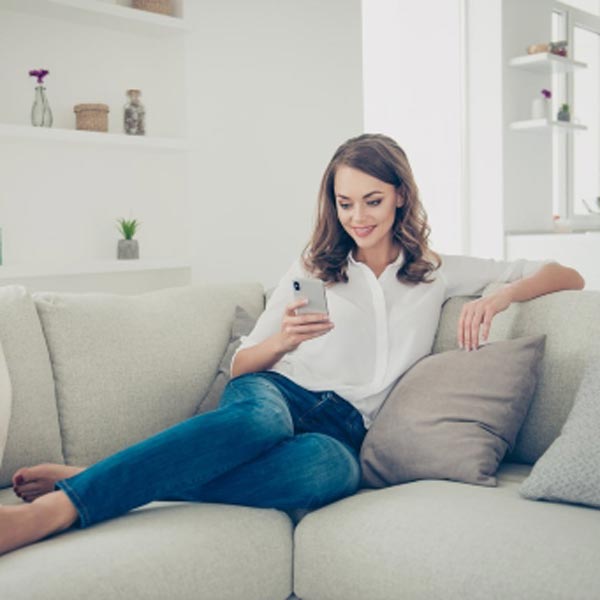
(335, 191, 384, 200)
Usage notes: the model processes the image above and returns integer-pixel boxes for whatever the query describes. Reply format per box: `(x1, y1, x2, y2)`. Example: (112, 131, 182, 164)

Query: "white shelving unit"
(0, 259, 191, 280)
(509, 52, 587, 74)
(508, 53, 588, 133)
(0, 123, 188, 150)
(0, 0, 191, 288)
(0, 0, 189, 35)
(510, 119, 587, 132)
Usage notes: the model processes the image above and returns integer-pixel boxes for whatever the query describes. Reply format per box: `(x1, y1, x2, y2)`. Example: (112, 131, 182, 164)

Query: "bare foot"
(12, 463, 86, 503)
(0, 490, 79, 556)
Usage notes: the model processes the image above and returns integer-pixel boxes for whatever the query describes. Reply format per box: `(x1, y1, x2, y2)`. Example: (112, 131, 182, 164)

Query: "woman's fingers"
(285, 298, 309, 316)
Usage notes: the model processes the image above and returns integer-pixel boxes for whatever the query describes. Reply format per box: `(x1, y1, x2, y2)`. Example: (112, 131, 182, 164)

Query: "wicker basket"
(132, 0, 173, 16)
(74, 104, 109, 133)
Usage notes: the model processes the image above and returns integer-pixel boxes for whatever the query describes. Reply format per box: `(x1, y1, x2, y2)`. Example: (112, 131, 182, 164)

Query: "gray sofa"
(0, 282, 599, 600)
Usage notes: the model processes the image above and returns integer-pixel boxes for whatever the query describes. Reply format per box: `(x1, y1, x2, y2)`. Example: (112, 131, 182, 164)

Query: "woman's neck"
(353, 243, 401, 276)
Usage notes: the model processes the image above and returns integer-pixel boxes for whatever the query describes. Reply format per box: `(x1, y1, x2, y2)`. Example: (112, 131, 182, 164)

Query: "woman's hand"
(457, 288, 513, 351)
(276, 298, 334, 353)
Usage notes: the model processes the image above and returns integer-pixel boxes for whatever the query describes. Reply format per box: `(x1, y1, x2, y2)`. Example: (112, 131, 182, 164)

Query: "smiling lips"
(353, 226, 376, 238)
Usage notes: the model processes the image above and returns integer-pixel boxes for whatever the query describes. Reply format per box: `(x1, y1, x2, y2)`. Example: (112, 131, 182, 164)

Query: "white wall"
(466, 0, 505, 259)
(185, 0, 364, 289)
(362, 0, 465, 255)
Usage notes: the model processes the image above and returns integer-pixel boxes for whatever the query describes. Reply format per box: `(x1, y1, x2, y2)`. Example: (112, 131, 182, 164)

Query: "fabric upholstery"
(0, 485, 293, 600)
(520, 348, 600, 509)
(195, 305, 257, 415)
(294, 462, 600, 600)
(360, 336, 546, 488)
(433, 290, 600, 464)
(0, 340, 12, 469)
(34, 284, 264, 467)
(0, 285, 63, 488)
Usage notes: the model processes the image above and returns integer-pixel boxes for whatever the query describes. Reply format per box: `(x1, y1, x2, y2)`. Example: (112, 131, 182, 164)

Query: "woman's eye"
(367, 200, 382, 206)
(339, 203, 351, 210)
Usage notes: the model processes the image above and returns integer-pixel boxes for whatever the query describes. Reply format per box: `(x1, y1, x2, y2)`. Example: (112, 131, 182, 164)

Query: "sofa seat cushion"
(0, 486, 292, 600)
(294, 462, 600, 600)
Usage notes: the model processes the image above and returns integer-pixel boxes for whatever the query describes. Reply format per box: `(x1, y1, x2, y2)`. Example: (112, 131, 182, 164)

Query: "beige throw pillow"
(360, 335, 546, 488)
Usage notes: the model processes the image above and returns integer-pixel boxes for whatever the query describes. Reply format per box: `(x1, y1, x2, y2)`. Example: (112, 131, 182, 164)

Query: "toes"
(16, 482, 43, 494)
(12, 471, 26, 487)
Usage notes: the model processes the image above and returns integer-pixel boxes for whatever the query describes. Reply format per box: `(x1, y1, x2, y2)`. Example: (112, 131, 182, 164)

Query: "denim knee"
(220, 373, 294, 440)
(300, 433, 362, 509)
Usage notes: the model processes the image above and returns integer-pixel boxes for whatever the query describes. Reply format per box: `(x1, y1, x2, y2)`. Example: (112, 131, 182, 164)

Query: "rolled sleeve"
(440, 254, 555, 300)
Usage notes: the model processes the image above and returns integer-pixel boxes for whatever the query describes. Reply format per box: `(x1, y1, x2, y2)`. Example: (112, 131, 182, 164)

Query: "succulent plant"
(116, 218, 140, 240)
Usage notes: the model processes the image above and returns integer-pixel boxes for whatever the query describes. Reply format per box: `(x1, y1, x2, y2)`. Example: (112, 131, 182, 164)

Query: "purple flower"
(541, 89, 552, 99)
(29, 69, 49, 84)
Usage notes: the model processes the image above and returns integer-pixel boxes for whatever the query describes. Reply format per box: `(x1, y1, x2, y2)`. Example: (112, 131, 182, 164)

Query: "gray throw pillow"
(360, 335, 546, 488)
(519, 354, 600, 508)
(195, 306, 257, 415)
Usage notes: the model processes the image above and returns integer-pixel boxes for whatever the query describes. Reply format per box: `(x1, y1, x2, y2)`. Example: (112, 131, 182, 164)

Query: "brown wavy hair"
(302, 133, 441, 285)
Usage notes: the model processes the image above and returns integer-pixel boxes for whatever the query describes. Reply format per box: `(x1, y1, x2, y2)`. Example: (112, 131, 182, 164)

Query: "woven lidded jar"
(132, 0, 173, 16)
(74, 104, 109, 132)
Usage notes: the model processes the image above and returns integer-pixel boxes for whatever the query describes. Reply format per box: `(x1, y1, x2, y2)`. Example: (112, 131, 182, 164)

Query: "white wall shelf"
(0, 259, 191, 280)
(509, 119, 587, 131)
(0, 123, 188, 150)
(509, 52, 587, 73)
(0, 0, 189, 35)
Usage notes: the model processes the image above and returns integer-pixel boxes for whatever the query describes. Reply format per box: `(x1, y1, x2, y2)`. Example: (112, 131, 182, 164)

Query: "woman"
(1, 133, 584, 556)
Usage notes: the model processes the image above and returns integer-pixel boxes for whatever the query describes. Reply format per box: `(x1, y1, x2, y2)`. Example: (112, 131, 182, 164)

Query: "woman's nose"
(351, 204, 366, 222)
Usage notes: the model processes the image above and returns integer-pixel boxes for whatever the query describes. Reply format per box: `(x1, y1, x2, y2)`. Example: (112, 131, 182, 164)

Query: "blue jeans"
(54, 371, 367, 529)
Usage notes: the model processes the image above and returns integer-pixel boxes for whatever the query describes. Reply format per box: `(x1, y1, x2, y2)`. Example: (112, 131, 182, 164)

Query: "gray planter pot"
(117, 239, 139, 260)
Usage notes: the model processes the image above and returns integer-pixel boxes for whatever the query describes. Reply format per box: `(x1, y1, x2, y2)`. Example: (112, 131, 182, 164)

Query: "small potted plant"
(557, 103, 571, 122)
(116, 218, 140, 259)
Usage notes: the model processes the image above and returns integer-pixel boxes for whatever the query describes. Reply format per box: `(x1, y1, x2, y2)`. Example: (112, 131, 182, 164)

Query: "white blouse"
(232, 251, 552, 429)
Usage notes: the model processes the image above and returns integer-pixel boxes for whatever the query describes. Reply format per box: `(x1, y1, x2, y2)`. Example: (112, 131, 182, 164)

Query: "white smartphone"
(292, 277, 329, 316)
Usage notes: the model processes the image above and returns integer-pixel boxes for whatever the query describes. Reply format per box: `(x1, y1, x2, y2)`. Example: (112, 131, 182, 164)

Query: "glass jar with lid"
(123, 89, 146, 135)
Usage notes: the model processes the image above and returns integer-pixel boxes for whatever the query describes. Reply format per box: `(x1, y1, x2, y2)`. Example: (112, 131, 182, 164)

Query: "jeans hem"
(55, 479, 89, 529)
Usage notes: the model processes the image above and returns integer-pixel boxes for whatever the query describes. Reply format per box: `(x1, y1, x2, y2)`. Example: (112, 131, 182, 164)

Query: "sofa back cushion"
(34, 283, 264, 467)
(433, 289, 600, 464)
(0, 285, 64, 487)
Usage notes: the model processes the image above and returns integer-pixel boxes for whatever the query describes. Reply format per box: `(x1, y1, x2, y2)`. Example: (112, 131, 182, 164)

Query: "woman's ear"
(396, 190, 405, 208)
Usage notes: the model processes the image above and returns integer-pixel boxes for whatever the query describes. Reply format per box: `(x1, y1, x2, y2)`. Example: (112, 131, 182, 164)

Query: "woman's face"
(333, 165, 403, 257)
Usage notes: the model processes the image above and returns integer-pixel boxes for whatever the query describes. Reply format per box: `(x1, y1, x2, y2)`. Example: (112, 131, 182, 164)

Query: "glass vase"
(31, 85, 53, 127)
(123, 89, 146, 135)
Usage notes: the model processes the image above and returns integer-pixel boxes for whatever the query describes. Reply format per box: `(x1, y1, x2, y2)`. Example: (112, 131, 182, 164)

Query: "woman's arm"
(498, 262, 584, 302)
(231, 297, 334, 378)
(458, 262, 585, 351)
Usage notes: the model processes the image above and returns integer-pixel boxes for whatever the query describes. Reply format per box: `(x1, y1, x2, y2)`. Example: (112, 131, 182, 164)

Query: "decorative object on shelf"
(28, 69, 53, 128)
(74, 103, 109, 132)
(526, 41, 568, 57)
(557, 103, 571, 122)
(116, 218, 141, 259)
(131, 0, 173, 16)
(532, 89, 552, 120)
(527, 43, 549, 55)
(552, 215, 573, 233)
(549, 40, 568, 57)
(123, 89, 146, 135)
